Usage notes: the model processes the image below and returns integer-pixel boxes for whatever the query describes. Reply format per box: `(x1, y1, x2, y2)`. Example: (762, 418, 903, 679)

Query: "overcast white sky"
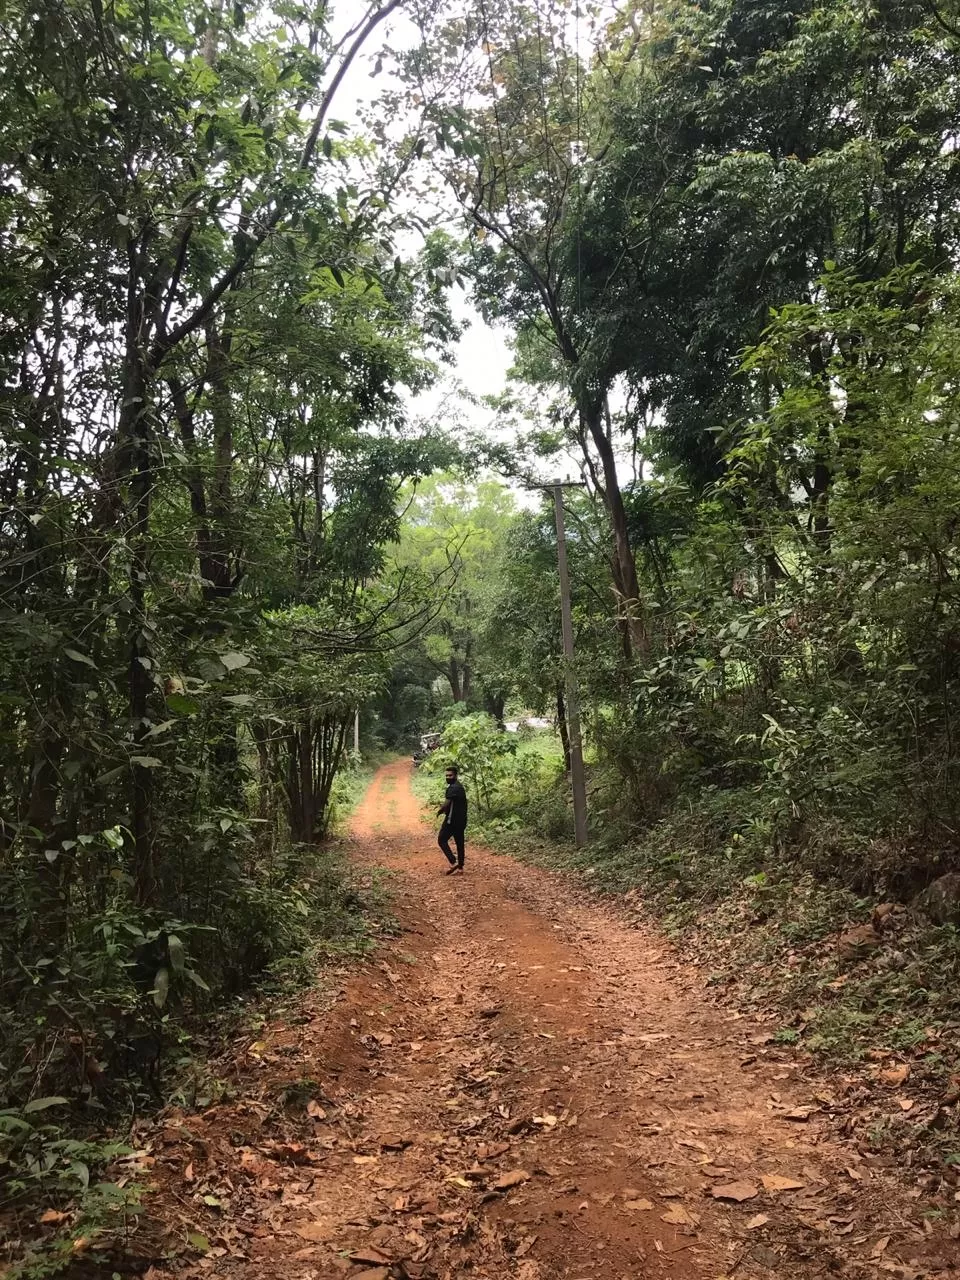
(328, 2, 605, 495)
(331, 5, 518, 437)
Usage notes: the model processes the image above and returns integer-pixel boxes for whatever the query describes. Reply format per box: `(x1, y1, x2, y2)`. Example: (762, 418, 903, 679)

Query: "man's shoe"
(446, 865, 460, 876)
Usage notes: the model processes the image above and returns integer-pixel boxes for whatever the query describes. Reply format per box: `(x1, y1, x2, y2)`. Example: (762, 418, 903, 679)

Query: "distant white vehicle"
(413, 731, 441, 766)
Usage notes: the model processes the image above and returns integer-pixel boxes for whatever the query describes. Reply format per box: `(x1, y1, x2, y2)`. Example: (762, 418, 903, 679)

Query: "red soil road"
(156, 760, 958, 1280)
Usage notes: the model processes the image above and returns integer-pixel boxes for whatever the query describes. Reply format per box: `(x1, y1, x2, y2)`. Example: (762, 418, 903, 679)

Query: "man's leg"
(438, 822, 456, 866)
(453, 827, 465, 869)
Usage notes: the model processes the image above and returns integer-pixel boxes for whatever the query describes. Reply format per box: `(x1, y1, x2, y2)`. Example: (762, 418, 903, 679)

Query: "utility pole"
(552, 484, 589, 847)
(526, 481, 589, 846)
(353, 708, 360, 756)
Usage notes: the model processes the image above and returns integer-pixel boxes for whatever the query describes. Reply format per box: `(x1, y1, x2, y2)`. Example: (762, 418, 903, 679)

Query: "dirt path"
(152, 761, 959, 1280)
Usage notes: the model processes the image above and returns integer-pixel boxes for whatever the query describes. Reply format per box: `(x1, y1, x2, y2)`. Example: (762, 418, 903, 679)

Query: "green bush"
(422, 713, 518, 817)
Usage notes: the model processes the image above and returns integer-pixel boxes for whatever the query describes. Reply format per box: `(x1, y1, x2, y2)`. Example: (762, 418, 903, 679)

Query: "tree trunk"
(168, 375, 223, 594)
(556, 684, 571, 773)
(253, 721, 272, 821)
(297, 726, 315, 842)
(286, 726, 314, 844)
(27, 734, 67, 940)
(204, 315, 235, 597)
(582, 398, 646, 661)
(312, 714, 349, 838)
(119, 329, 157, 907)
(461, 638, 473, 702)
(484, 691, 506, 725)
(448, 656, 464, 702)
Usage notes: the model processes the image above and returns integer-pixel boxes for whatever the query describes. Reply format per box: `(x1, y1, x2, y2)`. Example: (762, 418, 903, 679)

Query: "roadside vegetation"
(0, 0, 443, 1262)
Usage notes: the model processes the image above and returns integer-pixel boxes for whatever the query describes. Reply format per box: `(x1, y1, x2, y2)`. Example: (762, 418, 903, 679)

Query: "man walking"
(438, 764, 468, 875)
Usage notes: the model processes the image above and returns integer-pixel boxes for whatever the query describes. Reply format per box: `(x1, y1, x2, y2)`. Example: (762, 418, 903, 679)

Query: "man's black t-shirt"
(443, 780, 468, 830)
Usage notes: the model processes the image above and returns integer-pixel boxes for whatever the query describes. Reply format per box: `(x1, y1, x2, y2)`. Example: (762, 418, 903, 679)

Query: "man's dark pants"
(439, 821, 465, 868)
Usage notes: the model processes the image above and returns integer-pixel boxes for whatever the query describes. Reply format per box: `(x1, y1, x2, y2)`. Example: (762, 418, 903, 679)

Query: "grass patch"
(0, 755, 397, 1279)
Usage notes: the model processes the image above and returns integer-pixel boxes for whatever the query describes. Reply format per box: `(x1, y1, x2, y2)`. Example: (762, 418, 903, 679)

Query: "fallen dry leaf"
(352, 1271, 389, 1280)
(350, 1247, 392, 1265)
(380, 1135, 411, 1151)
(493, 1169, 531, 1191)
(624, 1198, 655, 1212)
(782, 1106, 818, 1122)
(39, 1209, 69, 1225)
(515, 1234, 538, 1258)
(294, 1221, 332, 1243)
(661, 1203, 700, 1227)
(897, 1098, 915, 1112)
(267, 1141, 311, 1164)
(879, 1065, 910, 1088)
(761, 1174, 805, 1192)
(306, 1100, 326, 1119)
(677, 1138, 708, 1152)
(711, 1181, 759, 1202)
(872, 1236, 892, 1258)
(746, 1214, 770, 1230)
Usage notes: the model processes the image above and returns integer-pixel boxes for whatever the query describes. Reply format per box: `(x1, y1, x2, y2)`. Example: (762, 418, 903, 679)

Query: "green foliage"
(0, 1095, 142, 1278)
(417, 0, 960, 894)
(388, 475, 518, 721)
(416, 723, 568, 838)
(0, 0, 459, 1263)
(421, 712, 517, 817)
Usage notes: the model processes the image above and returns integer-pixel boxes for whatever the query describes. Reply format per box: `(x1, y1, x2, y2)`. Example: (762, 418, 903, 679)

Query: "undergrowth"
(0, 756, 390, 1278)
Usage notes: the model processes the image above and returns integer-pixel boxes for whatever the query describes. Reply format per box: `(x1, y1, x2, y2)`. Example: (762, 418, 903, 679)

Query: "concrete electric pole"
(546, 482, 589, 848)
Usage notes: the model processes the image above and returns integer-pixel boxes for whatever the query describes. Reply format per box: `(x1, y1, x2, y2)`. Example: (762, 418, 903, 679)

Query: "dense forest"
(4, 0, 960, 1269)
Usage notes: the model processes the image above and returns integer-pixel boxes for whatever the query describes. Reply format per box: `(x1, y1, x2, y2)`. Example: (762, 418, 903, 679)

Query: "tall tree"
(393, 475, 517, 716)
(407, 0, 648, 656)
